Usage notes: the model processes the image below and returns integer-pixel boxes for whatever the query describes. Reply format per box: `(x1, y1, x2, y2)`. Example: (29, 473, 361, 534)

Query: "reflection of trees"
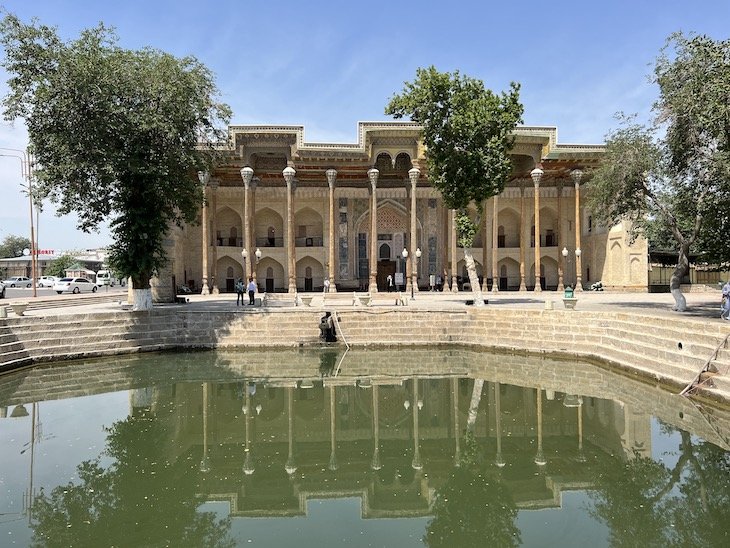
(590, 428, 730, 547)
(30, 409, 233, 548)
(424, 431, 520, 548)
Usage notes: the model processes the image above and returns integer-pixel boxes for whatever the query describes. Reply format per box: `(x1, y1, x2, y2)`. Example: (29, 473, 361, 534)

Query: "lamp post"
(0, 148, 37, 297)
(561, 247, 582, 289)
(401, 248, 408, 292)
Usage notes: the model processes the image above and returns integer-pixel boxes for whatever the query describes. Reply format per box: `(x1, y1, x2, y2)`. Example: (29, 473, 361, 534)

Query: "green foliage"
(30, 408, 234, 548)
(0, 233, 30, 258)
(386, 66, 523, 246)
(44, 254, 77, 277)
(0, 13, 231, 289)
(425, 430, 520, 547)
(587, 33, 730, 282)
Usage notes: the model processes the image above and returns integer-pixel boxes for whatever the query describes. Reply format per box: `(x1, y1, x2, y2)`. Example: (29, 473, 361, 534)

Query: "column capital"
(367, 168, 379, 190)
(530, 167, 543, 186)
(283, 166, 296, 186)
(240, 166, 254, 188)
(325, 169, 337, 189)
(197, 170, 210, 185)
(408, 167, 420, 187)
(571, 169, 583, 187)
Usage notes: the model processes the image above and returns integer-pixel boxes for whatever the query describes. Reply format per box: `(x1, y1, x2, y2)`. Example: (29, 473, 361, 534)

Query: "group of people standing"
(235, 277, 258, 306)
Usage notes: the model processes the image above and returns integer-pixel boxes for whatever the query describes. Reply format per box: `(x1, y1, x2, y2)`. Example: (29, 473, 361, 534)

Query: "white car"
(2, 276, 32, 288)
(53, 277, 98, 294)
(36, 275, 59, 288)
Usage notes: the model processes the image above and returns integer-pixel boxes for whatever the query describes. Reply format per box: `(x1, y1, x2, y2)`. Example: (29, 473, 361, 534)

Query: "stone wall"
(1, 307, 729, 402)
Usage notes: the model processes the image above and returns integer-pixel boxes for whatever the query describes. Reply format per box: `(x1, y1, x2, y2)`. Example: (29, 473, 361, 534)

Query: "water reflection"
(1, 348, 729, 546)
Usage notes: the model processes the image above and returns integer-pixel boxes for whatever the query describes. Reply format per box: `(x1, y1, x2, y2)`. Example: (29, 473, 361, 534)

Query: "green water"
(0, 348, 728, 547)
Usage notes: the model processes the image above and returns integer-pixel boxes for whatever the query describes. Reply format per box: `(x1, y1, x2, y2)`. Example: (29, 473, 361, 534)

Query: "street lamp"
(412, 247, 422, 299)
(401, 248, 408, 292)
(241, 248, 247, 280)
(0, 148, 37, 297)
(255, 248, 262, 263)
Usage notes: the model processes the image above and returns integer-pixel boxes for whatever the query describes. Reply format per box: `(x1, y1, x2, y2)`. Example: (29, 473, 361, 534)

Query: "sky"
(0, 0, 728, 252)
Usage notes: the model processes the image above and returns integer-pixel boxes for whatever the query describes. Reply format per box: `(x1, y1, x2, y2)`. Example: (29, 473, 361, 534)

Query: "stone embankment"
(1, 306, 729, 403)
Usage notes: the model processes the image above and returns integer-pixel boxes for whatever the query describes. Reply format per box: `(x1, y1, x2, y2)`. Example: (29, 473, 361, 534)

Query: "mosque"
(160, 122, 648, 297)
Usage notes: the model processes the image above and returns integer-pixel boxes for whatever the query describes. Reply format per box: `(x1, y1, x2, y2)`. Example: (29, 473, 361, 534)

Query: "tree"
(0, 233, 31, 258)
(44, 254, 78, 278)
(30, 409, 234, 547)
(587, 33, 730, 311)
(0, 13, 231, 310)
(386, 67, 523, 305)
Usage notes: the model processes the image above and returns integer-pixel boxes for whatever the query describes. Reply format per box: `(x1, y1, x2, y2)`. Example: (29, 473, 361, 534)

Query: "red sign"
(35, 249, 54, 255)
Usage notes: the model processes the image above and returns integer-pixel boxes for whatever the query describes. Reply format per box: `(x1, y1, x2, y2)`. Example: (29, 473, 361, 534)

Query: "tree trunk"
(466, 379, 484, 432)
(670, 242, 690, 312)
(132, 288, 153, 311)
(463, 248, 485, 307)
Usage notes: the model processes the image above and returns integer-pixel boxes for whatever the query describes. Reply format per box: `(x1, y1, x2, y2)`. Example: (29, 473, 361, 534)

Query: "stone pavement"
(4, 286, 726, 321)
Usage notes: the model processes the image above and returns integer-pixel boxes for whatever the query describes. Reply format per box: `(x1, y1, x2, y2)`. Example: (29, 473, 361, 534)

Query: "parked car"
(2, 276, 32, 288)
(53, 277, 98, 294)
(36, 275, 58, 288)
(0, 281, 5, 299)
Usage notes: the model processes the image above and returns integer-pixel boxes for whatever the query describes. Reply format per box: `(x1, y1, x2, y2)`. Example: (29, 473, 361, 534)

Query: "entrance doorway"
(377, 260, 396, 291)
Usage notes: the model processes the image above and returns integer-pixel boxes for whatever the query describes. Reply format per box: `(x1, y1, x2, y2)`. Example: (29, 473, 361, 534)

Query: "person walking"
(235, 278, 245, 306)
(247, 276, 257, 305)
(386, 274, 394, 292)
(721, 280, 730, 320)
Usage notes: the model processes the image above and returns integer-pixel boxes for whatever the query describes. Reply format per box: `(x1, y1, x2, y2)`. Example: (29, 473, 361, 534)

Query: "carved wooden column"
(283, 167, 297, 293)
(519, 181, 527, 291)
(326, 169, 338, 292)
(409, 167, 420, 293)
(481, 199, 489, 292)
(368, 168, 379, 293)
(198, 171, 210, 295)
(491, 195, 499, 293)
(241, 167, 254, 283)
(450, 209, 458, 292)
(209, 179, 220, 294)
(557, 181, 565, 291)
(572, 169, 584, 291)
(531, 168, 543, 292)
(405, 179, 412, 293)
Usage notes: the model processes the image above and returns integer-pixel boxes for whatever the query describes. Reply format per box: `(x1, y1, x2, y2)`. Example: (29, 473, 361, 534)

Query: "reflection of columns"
(200, 383, 210, 472)
(491, 195, 499, 293)
(411, 379, 422, 470)
(371, 385, 382, 470)
(199, 173, 210, 295)
(531, 168, 543, 292)
(534, 387, 547, 466)
(572, 169, 584, 291)
(519, 182, 527, 291)
(409, 168, 420, 292)
(210, 180, 220, 294)
(368, 168, 379, 293)
(576, 397, 586, 462)
(450, 210, 458, 292)
(328, 385, 338, 471)
(241, 167, 255, 284)
(451, 378, 461, 466)
(284, 167, 297, 293)
(243, 385, 255, 475)
(285, 386, 297, 475)
(494, 382, 505, 467)
(557, 182, 565, 292)
(326, 169, 338, 291)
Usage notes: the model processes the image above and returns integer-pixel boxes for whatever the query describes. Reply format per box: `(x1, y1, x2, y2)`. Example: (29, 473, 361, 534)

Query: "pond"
(0, 348, 728, 547)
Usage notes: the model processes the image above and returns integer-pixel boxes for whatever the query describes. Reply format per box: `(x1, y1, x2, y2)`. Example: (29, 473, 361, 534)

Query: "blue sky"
(0, 0, 728, 252)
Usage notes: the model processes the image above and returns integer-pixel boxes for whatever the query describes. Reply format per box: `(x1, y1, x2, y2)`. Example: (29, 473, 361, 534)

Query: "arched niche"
(255, 207, 284, 248)
(255, 257, 285, 293)
(498, 207, 521, 248)
(216, 206, 242, 247)
(216, 255, 244, 293)
(497, 257, 520, 290)
(296, 256, 324, 292)
(295, 207, 324, 247)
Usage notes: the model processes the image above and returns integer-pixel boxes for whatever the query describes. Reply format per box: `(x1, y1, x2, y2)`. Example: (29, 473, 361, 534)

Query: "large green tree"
(0, 233, 30, 258)
(0, 13, 231, 309)
(587, 33, 730, 311)
(386, 67, 523, 305)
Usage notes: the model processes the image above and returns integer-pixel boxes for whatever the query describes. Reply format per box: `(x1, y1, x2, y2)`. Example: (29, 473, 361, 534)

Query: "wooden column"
(519, 181, 527, 291)
(368, 168, 379, 293)
(557, 182, 565, 291)
(491, 195, 499, 293)
(531, 168, 543, 292)
(198, 172, 210, 295)
(283, 167, 297, 293)
(241, 167, 254, 283)
(450, 209, 458, 292)
(572, 169, 584, 291)
(326, 169, 338, 291)
(209, 180, 220, 294)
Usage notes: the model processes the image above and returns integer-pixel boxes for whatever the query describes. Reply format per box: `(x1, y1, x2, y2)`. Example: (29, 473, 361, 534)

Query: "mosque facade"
(161, 122, 648, 297)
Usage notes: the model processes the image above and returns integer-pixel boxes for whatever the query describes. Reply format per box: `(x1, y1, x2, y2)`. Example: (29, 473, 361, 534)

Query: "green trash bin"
(564, 286, 574, 299)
